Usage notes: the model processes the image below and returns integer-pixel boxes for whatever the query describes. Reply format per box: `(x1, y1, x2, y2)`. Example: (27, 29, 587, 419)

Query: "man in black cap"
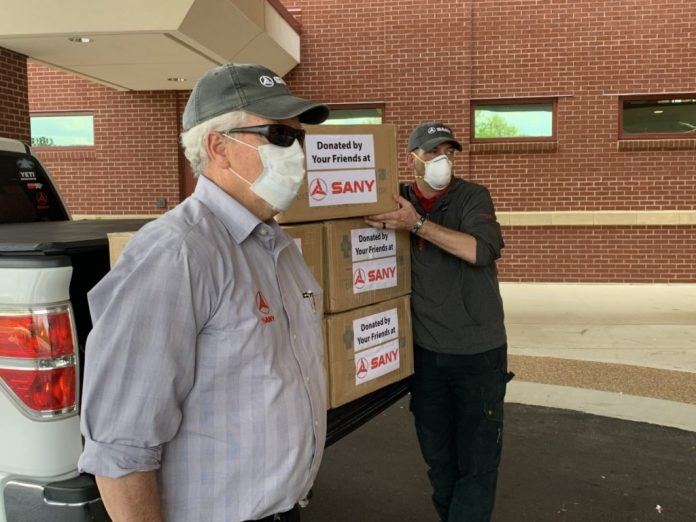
(367, 122, 512, 522)
(79, 64, 329, 522)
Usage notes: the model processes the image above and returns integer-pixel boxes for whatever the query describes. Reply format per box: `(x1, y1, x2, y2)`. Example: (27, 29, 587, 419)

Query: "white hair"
(180, 111, 248, 178)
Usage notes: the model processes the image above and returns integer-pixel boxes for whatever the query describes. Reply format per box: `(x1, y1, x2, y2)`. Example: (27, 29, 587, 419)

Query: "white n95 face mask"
(412, 153, 452, 190)
(226, 137, 306, 212)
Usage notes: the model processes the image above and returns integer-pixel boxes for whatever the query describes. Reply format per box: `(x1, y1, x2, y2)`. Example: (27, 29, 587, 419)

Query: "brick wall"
(21, 1, 696, 282)
(284, 0, 472, 162)
(27, 63, 182, 215)
(500, 226, 696, 283)
(283, 0, 695, 283)
(468, 0, 696, 213)
(0, 48, 29, 142)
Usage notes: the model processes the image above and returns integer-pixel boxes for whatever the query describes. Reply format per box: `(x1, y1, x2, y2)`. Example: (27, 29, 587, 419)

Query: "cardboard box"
(281, 223, 324, 288)
(107, 232, 135, 267)
(323, 218, 411, 313)
(277, 124, 399, 223)
(325, 295, 413, 408)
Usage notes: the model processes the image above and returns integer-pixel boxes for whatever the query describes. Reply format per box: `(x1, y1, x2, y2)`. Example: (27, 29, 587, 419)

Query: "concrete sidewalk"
(500, 283, 696, 432)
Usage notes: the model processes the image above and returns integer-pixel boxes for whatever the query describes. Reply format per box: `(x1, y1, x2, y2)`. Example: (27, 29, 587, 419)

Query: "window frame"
(29, 111, 96, 149)
(618, 93, 696, 140)
(470, 97, 557, 143)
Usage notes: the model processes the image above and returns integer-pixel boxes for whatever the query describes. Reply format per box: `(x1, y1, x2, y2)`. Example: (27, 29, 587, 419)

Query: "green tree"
(475, 114, 520, 138)
(31, 136, 55, 147)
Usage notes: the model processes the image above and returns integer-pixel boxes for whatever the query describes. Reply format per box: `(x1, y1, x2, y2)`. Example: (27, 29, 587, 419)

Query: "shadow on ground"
(302, 396, 696, 522)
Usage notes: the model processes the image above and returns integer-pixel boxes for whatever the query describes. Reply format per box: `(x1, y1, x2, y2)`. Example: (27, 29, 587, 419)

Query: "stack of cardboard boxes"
(107, 124, 413, 409)
(279, 124, 413, 408)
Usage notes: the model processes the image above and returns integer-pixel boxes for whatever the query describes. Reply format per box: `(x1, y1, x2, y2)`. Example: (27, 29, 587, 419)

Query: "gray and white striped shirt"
(79, 175, 326, 521)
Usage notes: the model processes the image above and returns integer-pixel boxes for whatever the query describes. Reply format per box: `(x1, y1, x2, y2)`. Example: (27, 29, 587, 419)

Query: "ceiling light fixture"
(68, 37, 93, 44)
(168, 77, 187, 83)
(653, 110, 664, 114)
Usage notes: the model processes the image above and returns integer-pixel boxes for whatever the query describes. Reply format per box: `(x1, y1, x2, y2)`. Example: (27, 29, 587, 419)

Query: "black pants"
(410, 344, 511, 522)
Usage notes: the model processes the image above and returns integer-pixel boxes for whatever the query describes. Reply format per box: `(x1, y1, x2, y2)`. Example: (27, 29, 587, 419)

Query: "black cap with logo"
(407, 122, 463, 152)
(183, 63, 329, 131)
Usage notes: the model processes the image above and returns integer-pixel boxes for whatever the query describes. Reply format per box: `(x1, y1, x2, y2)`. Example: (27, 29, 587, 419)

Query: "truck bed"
(0, 217, 410, 447)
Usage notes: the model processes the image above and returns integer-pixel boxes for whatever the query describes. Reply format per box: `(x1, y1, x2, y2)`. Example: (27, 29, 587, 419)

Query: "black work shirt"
(401, 178, 507, 355)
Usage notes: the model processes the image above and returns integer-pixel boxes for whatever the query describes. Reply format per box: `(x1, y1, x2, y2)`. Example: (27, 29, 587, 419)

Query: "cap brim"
(417, 136, 463, 152)
(245, 95, 329, 124)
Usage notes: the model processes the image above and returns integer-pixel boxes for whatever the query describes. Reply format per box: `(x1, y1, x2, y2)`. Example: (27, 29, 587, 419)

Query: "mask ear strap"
(228, 166, 252, 186)
(222, 133, 258, 151)
(411, 151, 426, 164)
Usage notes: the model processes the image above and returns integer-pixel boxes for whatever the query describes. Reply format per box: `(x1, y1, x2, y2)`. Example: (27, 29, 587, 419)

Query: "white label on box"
(354, 339, 400, 384)
(305, 134, 375, 170)
(306, 170, 378, 207)
(353, 307, 399, 352)
(351, 227, 396, 262)
(293, 237, 303, 254)
(352, 257, 398, 294)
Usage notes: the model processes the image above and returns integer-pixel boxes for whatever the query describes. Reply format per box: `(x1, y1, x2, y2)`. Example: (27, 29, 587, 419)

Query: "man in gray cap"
(79, 64, 329, 522)
(366, 122, 512, 522)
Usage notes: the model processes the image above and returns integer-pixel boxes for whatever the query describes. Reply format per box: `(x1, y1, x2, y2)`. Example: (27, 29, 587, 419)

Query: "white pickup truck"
(0, 137, 409, 521)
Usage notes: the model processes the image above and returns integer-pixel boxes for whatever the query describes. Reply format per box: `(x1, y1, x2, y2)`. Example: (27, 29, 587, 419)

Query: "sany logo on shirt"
(256, 291, 275, 324)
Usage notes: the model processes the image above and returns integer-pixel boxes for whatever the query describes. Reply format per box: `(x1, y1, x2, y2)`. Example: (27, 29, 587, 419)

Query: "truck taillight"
(0, 306, 78, 417)
(0, 311, 74, 358)
(0, 367, 75, 411)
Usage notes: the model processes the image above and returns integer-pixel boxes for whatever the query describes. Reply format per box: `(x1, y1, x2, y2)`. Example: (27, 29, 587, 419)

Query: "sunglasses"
(223, 124, 306, 147)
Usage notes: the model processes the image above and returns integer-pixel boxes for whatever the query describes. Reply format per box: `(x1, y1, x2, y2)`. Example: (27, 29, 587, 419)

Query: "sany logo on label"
(309, 178, 328, 201)
(256, 291, 275, 324)
(354, 339, 400, 384)
(352, 257, 398, 294)
(353, 268, 366, 290)
(356, 357, 369, 379)
(306, 170, 378, 207)
(309, 177, 374, 201)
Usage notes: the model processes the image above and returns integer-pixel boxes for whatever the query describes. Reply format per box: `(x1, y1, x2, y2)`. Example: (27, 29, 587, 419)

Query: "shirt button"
(305, 377, 310, 382)
(259, 228, 268, 236)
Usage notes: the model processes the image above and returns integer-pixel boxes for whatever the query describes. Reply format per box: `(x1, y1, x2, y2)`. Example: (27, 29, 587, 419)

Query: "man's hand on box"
(365, 194, 420, 231)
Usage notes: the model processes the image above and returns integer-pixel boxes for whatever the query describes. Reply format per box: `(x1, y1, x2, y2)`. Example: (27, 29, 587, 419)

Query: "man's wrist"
(411, 215, 426, 234)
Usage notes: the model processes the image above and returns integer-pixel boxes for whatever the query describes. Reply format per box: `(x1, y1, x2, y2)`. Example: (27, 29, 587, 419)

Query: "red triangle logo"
(256, 291, 270, 315)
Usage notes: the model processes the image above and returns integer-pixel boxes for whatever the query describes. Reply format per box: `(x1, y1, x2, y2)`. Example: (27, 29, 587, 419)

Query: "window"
(30, 113, 95, 147)
(620, 95, 696, 139)
(323, 105, 383, 125)
(471, 99, 556, 141)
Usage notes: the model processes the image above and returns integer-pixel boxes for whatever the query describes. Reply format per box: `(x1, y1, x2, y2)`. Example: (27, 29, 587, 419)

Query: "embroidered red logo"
(309, 178, 328, 201)
(353, 268, 366, 289)
(256, 291, 275, 324)
(356, 357, 369, 380)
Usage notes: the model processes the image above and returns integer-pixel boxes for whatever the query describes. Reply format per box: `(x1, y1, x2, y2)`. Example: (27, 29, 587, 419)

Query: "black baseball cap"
(407, 122, 463, 152)
(183, 63, 329, 131)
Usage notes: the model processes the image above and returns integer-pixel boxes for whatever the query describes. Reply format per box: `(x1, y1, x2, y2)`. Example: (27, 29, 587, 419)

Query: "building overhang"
(0, 0, 301, 91)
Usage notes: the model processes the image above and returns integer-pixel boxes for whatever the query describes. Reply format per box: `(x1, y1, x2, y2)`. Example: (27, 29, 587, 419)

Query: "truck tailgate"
(0, 219, 151, 254)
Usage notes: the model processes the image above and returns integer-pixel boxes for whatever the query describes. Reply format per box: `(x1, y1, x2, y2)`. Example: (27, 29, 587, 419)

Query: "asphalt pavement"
(301, 396, 696, 522)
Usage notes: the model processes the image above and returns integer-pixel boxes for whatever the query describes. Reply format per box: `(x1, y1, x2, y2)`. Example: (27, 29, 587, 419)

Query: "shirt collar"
(193, 175, 267, 245)
(413, 180, 449, 213)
